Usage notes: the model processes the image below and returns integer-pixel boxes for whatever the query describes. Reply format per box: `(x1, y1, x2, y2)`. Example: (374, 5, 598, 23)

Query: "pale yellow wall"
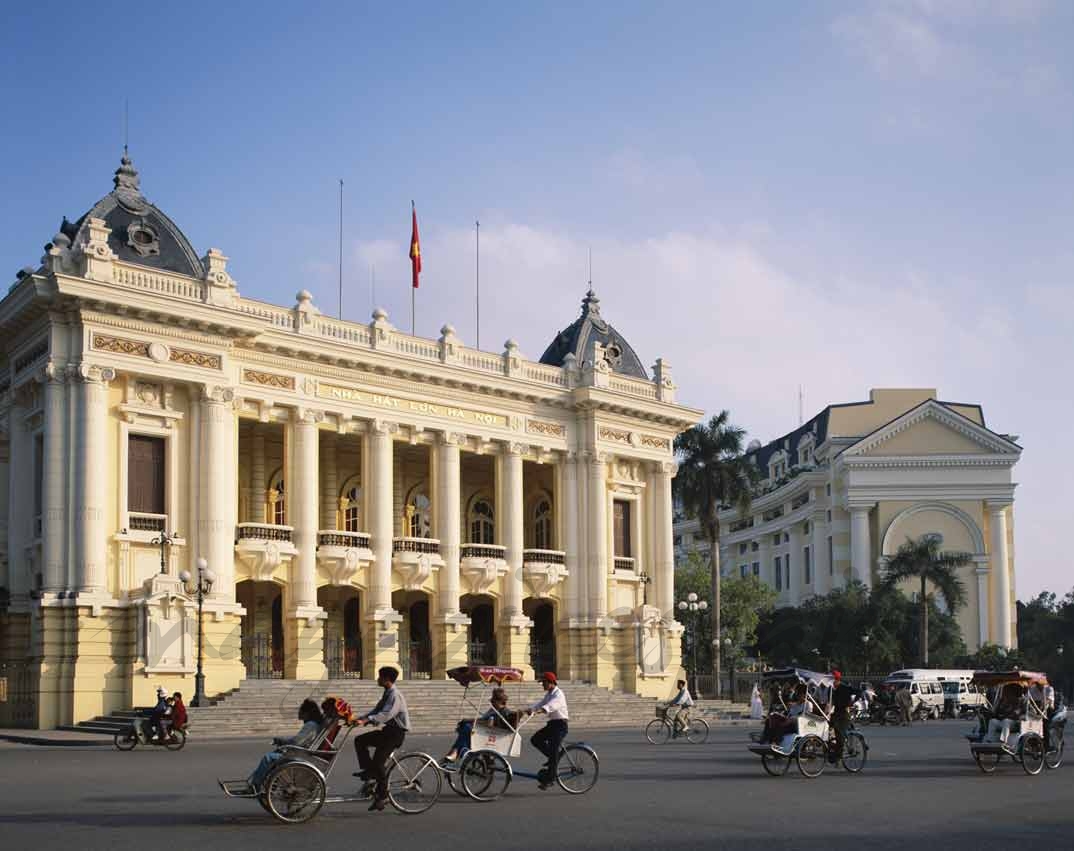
(878, 500, 984, 556)
(864, 418, 990, 456)
(827, 389, 936, 439)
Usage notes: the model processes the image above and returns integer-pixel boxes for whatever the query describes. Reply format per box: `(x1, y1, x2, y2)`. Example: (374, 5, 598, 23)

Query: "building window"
(739, 542, 748, 555)
(752, 562, 760, 577)
(803, 521, 810, 535)
(406, 491, 432, 538)
(469, 496, 495, 544)
(828, 536, 834, 576)
(740, 565, 748, 578)
(773, 533, 781, 547)
(268, 468, 286, 525)
(804, 546, 812, 585)
(783, 532, 789, 543)
(613, 500, 632, 558)
(826, 483, 831, 497)
(775, 556, 783, 591)
(129, 434, 166, 516)
(341, 480, 362, 532)
(751, 541, 759, 552)
(827, 509, 832, 523)
(533, 498, 553, 550)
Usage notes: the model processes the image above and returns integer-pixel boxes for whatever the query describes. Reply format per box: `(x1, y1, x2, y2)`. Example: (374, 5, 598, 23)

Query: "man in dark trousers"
(353, 666, 409, 811)
(524, 671, 569, 789)
(829, 670, 858, 762)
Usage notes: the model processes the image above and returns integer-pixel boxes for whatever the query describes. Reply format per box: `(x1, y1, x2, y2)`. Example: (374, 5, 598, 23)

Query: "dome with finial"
(539, 289, 649, 379)
(56, 150, 204, 278)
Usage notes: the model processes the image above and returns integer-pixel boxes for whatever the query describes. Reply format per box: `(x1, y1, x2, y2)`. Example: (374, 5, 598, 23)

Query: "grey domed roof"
(58, 151, 204, 279)
(539, 290, 648, 380)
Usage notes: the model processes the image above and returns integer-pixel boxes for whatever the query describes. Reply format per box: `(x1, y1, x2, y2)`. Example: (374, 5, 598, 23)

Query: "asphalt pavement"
(0, 721, 1069, 850)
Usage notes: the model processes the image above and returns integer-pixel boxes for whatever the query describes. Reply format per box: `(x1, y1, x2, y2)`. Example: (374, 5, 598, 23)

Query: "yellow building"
(674, 388, 1021, 651)
(0, 154, 701, 728)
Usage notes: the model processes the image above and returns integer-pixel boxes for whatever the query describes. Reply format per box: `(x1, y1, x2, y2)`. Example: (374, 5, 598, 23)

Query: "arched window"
(534, 498, 553, 550)
(339, 476, 362, 532)
(468, 497, 495, 544)
(406, 491, 432, 538)
(268, 468, 285, 525)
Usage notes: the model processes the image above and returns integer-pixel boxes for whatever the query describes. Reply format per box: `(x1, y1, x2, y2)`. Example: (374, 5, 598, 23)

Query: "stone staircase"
(63, 679, 681, 736)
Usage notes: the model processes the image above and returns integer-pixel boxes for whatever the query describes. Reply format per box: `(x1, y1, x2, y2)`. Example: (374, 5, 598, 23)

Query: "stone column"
(320, 431, 337, 530)
(811, 513, 829, 597)
(649, 462, 675, 620)
(199, 385, 237, 602)
(989, 503, 1012, 648)
(251, 423, 266, 523)
(42, 367, 68, 592)
(434, 432, 468, 674)
(497, 442, 532, 674)
(286, 408, 325, 678)
(788, 523, 802, 606)
(562, 452, 581, 621)
(588, 452, 609, 621)
(364, 420, 402, 673)
(975, 564, 991, 648)
(849, 504, 874, 590)
(6, 397, 30, 600)
(75, 365, 113, 595)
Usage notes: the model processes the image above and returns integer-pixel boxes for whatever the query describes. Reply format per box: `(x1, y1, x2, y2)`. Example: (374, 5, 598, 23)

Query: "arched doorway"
(236, 580, 284, 679)
(393, 591, 432, 679)
(461, 594, 497, 665)
(525, 599, 556, 676)
(318, 586, 363, 678)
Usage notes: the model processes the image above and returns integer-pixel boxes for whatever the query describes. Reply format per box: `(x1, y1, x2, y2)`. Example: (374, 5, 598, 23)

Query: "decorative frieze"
(242, 368, 295, 390)
(92, 334, 149, 357)
(640, 434, 671, 450)
(527, 419, 565, 437)
(92, 334, 220, 370)
(599, 426, 632, 444)
(169, 347, 221, 369)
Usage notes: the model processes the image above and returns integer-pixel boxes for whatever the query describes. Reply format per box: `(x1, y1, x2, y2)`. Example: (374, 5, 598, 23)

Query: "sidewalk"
(0, 728, 114, 747)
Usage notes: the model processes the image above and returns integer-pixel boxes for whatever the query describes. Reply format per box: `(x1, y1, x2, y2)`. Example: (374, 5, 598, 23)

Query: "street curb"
(0, 733, 113, 747)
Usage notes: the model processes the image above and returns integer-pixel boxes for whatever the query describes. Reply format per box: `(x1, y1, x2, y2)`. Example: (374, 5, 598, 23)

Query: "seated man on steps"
(353, 667, 410, 812)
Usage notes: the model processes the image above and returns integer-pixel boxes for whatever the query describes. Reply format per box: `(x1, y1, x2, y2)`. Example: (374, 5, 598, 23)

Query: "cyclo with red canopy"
(966, 670, 1064, 775)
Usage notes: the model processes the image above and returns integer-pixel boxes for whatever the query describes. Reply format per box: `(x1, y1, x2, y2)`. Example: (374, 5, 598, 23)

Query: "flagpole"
(338, 179, 344, 319)
(475, 219, 480, 350)
(370, 263, 376, 314)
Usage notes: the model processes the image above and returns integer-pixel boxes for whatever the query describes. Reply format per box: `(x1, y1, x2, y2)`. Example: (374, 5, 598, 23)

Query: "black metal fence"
(468, 640, 497, 666)
(241, 634, 281, 680)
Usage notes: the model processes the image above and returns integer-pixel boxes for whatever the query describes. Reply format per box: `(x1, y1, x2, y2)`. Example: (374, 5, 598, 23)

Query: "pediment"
(843, 400, 1020, 458)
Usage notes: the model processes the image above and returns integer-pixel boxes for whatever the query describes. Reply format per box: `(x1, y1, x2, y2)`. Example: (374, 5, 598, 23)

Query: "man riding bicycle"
(667, 679, 694, 738)
(829, 670, 858, 763)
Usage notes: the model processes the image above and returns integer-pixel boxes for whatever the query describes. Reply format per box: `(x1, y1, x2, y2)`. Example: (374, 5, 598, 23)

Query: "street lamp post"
(677, 592, 708, 697)
(722, 636, 734, 701)
(180, 557, 216, 708)
(862, 633, 871, 681)
(150, 530, 181, 575)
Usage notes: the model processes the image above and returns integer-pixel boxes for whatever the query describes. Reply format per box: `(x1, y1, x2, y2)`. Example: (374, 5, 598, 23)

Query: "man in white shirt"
(667, 679, 694, 737)
(525, 671, 568, 789)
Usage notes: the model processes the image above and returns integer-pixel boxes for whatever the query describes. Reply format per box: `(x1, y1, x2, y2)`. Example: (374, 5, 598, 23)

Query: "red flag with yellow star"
(409, 202, 421, 289)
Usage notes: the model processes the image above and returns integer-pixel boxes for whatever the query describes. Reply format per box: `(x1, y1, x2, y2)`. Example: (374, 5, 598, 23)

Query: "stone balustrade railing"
(236, 523, 294, 543)
(392, 537, 441, 555)
(318, 530, 371, 548)
(523, 548, 566, 565)
(461, 544, 507, 560)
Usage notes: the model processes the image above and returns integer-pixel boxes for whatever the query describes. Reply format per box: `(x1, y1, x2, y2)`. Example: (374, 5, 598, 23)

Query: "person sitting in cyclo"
(987, 684, 1026, 743)
(243, 699, 324, 792)
(760, 683, 808, 744)
(444, 686, 517, 762)
(666, 679, 694, 737)
(318, 696, 355, 751)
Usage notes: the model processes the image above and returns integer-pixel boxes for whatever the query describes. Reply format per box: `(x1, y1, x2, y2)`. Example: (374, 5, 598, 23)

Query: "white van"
(884, 670, 947, 717)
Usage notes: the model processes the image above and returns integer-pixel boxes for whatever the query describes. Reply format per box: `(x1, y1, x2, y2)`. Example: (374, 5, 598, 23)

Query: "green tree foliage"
(1012, 589, 1074, 697)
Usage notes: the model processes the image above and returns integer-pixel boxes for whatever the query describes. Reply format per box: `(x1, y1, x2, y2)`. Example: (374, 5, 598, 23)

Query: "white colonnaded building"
(0, 153, 702, 728)
(673, 388, 1022, 652)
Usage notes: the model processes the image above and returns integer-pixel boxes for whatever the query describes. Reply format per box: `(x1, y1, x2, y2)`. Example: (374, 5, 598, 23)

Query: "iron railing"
(392, 537, 440, 555)
(318, 530, 371, 548)
(236, 523, 293, 543)
(468, 640, 497, 666)
(460, 544, 506, 560)
(241, 634, 282, 679)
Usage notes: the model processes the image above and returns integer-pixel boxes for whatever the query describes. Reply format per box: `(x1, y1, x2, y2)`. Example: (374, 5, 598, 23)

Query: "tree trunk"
(921, 574, 929, 667)
(710, 526, 721, 699)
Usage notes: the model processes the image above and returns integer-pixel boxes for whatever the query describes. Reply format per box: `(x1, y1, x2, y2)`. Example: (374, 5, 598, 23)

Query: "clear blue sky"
(3, 1, 1072, 596)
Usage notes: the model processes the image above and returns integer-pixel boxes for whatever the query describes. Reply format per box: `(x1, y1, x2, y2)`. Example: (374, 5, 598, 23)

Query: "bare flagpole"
(475, 219, 481, 350)
(370, 263, 376, 314)
(338, 179, 344, 319)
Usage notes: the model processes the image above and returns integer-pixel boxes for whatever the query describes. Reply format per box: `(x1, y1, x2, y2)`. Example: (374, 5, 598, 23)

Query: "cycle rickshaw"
(966, 670, 1064, 775)
(747, 667, 868, 778)
(439, 665, 599, 801)
(219, 704, 442, 824)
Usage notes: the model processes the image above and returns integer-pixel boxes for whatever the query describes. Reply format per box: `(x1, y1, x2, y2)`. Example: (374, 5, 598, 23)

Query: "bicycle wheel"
(387, 752, 442, 814)
(645, 719, 670, 744)
(555, 744, 599, 794)
(164, 729, 186, 751)
(686, 718, 709, 744)
(1020, 734, 1045, 776)
(459, 750, 511, 802)
(113, 728, 138, 751)
(841, 732, 868, 773)
(761, 750, 791, 776)
(1045, 737, 1064, 770)
(265, 762, 325, 825)
(974, 750, 1000, 774)
(796, 735, 827, 779)
(444, 766, 465, 796)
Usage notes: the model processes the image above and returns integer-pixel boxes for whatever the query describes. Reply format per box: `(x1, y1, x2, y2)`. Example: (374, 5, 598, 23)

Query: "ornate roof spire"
(112, 149, 148, 213)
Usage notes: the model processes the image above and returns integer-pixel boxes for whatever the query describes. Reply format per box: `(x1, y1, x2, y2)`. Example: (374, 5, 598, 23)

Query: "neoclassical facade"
(674, 388, 1022, 652)
(0, 154, 700, 728)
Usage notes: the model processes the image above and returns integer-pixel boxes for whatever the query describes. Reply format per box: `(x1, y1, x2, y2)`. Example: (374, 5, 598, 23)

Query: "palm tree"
(674, 411, 757, 698)
(880, 534, 970, 666)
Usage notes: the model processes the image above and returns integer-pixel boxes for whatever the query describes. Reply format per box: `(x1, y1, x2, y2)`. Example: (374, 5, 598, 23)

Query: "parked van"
(884, 670, 947, 717)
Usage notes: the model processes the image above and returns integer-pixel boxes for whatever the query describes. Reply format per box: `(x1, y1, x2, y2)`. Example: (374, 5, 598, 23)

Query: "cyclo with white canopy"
(439, 665, 599, 800)
(966, 670, 1063, 775)
(747, 667, 868, 778)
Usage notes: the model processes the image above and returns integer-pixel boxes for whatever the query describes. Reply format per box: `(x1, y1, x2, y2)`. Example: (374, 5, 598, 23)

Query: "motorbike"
(114, 717, 187, 751)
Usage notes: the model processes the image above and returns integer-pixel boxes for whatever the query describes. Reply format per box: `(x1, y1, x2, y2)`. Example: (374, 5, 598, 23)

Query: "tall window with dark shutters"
(613, 500, 632, 558)
(128, 434, 166, 515)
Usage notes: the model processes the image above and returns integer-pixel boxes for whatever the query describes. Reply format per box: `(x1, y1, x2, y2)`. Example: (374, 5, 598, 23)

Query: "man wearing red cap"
(524, 671, 569, 789)
(829, 670, 858, 764)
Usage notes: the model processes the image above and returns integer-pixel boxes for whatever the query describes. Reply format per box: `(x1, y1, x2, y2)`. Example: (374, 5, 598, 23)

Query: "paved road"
(0, 722, 1069, 850)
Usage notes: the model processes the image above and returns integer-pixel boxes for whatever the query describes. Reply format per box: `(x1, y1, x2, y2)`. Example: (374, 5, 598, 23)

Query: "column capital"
(986, 499, 1013, 513)
(76, 363, 116, 385)
(42, 361, 68, 384)
(369, 418, 399, 436)
(437, 430, 466, 447)
(649, 460, 677, 477)
(294, 407, 325, 426)
(500, 440, 527, 457)
(200, 384, 235, 404)
(847, 501, 876, 514)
